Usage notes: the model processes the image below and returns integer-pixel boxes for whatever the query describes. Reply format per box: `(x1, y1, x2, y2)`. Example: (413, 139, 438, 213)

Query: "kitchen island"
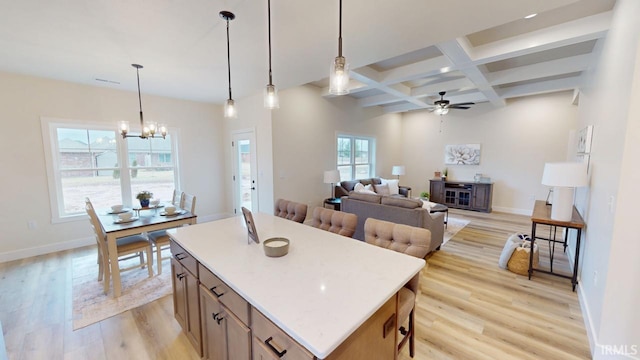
(169, 213, 425, 359)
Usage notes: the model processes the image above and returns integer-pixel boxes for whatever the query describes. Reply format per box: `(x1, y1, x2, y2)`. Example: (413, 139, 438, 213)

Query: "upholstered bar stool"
(364, 217, 431, 358)
(274, 199, 308, 223)
(310, 207, 357, 238)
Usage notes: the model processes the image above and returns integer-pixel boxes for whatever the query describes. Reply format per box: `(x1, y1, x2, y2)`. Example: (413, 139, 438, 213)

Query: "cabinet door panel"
(185, 269, 202, 355)
(171, 258, 187, 330)
(200, 286, 226, 360)
(224, 305, 251, 359)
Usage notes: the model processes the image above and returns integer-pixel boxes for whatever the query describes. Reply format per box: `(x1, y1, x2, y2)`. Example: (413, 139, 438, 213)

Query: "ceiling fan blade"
(450, 102, 475, 106)
(449, 106, 471, 109)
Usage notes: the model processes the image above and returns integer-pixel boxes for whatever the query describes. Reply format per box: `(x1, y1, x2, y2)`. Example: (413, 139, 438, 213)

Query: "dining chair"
(148, 193, 197, 274)
(363, 218, 431, 358)
(172, 189, 184, 206)
(310, 207, 357, 238)
(274, 198, 307, 223)
(85, 198, 153, 294)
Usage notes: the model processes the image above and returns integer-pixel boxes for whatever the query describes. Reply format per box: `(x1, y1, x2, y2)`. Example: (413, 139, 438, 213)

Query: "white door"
(232, 131, 258, 214)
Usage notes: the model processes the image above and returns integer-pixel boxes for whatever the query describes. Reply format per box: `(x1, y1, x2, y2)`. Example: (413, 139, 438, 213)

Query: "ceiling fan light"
(225, 99, 237, 118)
(264, 84, 279, 109)
(118, 121, 129, 137)
(329, 56, 349, 95)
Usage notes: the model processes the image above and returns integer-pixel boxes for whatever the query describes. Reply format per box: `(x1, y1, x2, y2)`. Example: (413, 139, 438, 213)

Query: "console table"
(529, 200, 585, 291)
(429, 180, 493, 212)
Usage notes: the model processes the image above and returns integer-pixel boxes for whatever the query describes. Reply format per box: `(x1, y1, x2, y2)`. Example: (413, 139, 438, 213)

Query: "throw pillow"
(374, 183, 390, 196)
(354, 183, 365, 192)
(354, 183, 376, 195)
(381, 178, 400, 195)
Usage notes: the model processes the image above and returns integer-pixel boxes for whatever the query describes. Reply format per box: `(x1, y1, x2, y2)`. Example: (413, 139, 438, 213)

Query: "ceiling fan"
(428, 91, 475, 115)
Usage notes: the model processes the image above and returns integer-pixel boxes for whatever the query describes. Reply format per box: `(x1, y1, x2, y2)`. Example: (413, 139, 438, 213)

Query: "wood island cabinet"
(170, 241, 201, 356)
(430, 179, 493, 212)
(169, 214, 424, 360)
(199, 263, 251, 360)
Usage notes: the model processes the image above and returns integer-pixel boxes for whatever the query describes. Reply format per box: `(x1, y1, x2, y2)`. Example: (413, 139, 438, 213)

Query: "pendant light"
(329, 0, 349, 95)
(220, 11, 237, 118)
(264, 0, 279, 109)
(119, 64, 167, 139)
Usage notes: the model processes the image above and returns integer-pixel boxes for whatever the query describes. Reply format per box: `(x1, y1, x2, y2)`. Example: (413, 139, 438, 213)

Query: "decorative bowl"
(263, 237, 290, 257)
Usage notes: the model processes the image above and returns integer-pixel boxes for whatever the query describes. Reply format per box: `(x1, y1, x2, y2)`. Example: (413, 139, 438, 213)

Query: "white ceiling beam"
(437, 39, 505, 107)
(377, 56, 453, 85)
(358, 93, 401, 107)
(486, 53, 592, 86)
(470, 11, 611, 65)
(497, 75, 581, 99)
(383, 103, 422, 114)
(350, 68, 431, 108)
(411, 77, 476, 98)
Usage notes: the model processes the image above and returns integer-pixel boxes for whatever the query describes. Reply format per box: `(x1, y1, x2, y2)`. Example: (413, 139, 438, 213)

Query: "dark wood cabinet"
(430, 180, 493, 212)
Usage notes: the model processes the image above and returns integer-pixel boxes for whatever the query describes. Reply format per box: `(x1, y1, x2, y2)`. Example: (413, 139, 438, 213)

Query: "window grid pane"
(49, 122, 178, 218)
(336, 135, 374, 180)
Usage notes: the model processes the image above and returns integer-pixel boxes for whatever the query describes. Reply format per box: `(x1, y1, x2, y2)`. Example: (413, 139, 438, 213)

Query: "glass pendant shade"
(435, 107, 449, 115)
(264, 84, 279, 109)
(330, 56, 350, 95)
(225, 99, 237, 118)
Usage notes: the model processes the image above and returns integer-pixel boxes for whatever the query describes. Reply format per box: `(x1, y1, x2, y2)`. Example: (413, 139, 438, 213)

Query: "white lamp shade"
(391, 166, 406, 176)
(324, 170, 340, 184)
(541, 162, 588, 187)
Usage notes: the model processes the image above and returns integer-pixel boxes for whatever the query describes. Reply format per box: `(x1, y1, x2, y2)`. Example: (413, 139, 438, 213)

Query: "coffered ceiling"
(0, 0, 614, 112)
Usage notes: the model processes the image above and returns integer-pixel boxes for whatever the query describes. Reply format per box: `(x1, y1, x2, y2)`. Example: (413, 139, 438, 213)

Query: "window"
(336, 134, 375, 181)
(42, 118, 179, 221)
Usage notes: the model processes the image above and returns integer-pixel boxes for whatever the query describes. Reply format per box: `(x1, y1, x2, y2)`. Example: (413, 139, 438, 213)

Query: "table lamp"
(541, 162, 588, 221)
(323, 170, 341, 199)
(392, 165, 406, 181)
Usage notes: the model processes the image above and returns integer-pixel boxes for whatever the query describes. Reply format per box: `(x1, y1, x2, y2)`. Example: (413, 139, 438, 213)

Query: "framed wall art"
(444, 144, 481, 165)
(577, 125, 593, 154)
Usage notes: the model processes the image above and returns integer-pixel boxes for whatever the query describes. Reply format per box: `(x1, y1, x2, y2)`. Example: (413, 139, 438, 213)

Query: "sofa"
(334, 178, 411, 198)
(341, 192, 444, 253)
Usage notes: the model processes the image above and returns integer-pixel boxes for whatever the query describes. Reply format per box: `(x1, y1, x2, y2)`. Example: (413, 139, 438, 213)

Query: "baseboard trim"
(0, 236, 94, 263)
(0, 212, 235, 263)
(492, 206, 531, 215)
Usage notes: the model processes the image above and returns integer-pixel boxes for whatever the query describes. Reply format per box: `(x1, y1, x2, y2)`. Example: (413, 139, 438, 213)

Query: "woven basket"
(507, 242, 539, 276)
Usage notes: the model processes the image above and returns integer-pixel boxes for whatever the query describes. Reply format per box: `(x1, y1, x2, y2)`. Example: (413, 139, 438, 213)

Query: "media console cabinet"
(430, 179, 493, 212)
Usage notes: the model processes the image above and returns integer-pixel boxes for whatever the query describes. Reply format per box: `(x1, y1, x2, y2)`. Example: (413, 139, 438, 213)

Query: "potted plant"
(442, 167, 448, 180)
(136, 190, 153, 208)
(420, 191, 430, 200)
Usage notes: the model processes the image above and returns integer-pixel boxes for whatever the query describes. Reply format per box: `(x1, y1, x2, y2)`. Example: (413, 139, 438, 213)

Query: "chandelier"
(118, 64, 167, 139)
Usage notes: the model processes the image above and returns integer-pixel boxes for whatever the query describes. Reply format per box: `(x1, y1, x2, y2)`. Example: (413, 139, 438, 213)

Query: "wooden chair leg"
(409, 309, 415, 358)
(139, 251, 144, 266)
(103, 258, 111, 294)
(97, 248, 104, 282)
(146, 247, 153, 277)
(156, 243, 163, 275)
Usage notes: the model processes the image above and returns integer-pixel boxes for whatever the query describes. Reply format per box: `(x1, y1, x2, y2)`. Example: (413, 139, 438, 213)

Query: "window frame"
(41, 117, 181, 223)
(336, 133, 376, 181)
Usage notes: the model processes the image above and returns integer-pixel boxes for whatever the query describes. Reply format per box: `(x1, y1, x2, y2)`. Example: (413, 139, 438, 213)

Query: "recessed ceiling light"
(524, 13, 537, 19)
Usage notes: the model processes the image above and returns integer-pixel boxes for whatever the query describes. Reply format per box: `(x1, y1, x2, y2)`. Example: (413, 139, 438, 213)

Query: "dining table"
(97, 205, 197, 297)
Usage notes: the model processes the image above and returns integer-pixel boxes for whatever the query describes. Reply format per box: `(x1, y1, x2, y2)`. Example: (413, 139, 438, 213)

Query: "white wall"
(271, 85, 403, 210)
(0, 71, 226, 262)
(573, 0, 640, 357)
(401, 91, 578, 214)
(223, 92, 275, 215)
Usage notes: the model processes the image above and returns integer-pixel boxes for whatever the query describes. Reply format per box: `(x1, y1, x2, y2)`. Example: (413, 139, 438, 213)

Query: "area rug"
(442, 216, 470, 245)
(72, 253, 171, 330)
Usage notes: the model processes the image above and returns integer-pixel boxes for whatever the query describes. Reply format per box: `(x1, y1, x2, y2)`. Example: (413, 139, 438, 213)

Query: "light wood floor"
(0, 210, 591, 359)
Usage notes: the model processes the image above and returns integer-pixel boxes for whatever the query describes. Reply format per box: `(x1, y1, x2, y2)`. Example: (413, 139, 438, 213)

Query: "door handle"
(251, 187, 256, 190)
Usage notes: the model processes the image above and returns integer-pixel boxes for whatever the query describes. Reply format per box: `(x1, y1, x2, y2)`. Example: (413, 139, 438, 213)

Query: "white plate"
(160, 210, 184, 216)
(113, 216, 139, 224)
(107, 209, 130, 214)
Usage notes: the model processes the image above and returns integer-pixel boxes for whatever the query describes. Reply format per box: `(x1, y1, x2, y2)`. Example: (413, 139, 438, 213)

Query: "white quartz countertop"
(169, 213, 425, 359)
